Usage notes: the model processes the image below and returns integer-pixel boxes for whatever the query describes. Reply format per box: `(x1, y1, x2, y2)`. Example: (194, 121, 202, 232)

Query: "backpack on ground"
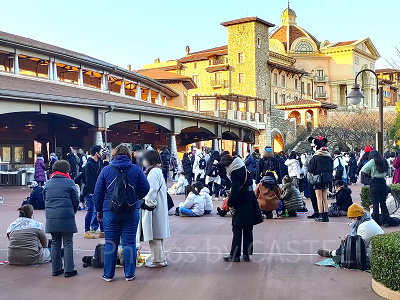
(339, 235, 368, 270)
(198, 156, 207, 170)
(108, 166, 138, 214)
(82, 243, 105, 268)
(328, 203, 341, 217)
(388, 217, 400, 227)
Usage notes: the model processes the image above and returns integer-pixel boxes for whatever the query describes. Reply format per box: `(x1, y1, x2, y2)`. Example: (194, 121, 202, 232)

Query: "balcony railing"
(210, 79, 229, 88)
(210, 58, 228, 65)
(314, 75, 328, 82)
(315, 91, 328, 98)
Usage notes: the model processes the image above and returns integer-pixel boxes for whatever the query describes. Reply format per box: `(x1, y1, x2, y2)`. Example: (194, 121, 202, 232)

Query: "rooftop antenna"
(288, 0, 290, 8)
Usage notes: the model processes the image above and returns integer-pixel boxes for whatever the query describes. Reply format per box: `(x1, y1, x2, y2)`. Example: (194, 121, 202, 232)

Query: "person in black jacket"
(67, 149, 78, 180)
(205, 151, 221, 200)
(221, 155, 263, 262)
(81, 145, 103, 239)
(356, 146, 372, 185)
(347, 152, 358, 185)
(182, 152, 194, 184)
(308, 137, 333, 222)
(256, 147, 282, 184)
(160, 147, 170, 183)
(332, 180, 353, 215)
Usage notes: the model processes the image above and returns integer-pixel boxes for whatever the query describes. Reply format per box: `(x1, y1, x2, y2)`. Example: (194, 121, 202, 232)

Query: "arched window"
(294, 41, 313, 53)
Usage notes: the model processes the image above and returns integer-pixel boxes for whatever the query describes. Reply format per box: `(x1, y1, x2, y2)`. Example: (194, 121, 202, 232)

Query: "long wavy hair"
(369, 150, 389, 174)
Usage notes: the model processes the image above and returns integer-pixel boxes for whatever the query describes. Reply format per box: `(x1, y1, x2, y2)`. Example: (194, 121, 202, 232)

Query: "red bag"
(221, 198, 229, 211)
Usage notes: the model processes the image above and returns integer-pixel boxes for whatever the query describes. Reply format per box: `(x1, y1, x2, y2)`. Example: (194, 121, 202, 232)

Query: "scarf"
(351, 212, 371, 235)
(314, 149, 331, 157)
(7, 217, 44, 235)
(51, 171, 71, 179)
(226, 157, 245, 181)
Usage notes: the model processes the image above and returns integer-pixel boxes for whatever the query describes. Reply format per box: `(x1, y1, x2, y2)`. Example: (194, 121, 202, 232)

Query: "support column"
(13, 53, 19, 74)
(48, 59, 53, 80)
(169, 134, 178, 157)
(164, 96, 167, 106)
(120, 78, 125, 95)
(147, 89, 152, 102)
(101, 73, 108, 91)
(157, 93, 162, 105)
(212, 139, 219, 152)
(236, 141, 243, 157)
(78, 68, 84, 86)
(93, 129, 104, 146)
(136, 83, 141, 99)
(53, 62, 58, 80)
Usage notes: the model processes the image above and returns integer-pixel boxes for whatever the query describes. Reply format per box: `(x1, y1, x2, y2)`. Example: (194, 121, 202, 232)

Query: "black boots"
(315, 212, 329, 222)
(217, 207, 227, 217)
(308, 212, 319, 219)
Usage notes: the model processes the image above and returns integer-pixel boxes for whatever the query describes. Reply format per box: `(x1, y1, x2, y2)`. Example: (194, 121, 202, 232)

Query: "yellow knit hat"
(347, 203, 365, 218)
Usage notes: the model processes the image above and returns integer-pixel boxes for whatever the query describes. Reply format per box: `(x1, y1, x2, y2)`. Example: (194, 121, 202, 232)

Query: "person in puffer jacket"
(193, 181, 213, 214)
(178, 185, 205, 217)
(280, 176, 304, 217)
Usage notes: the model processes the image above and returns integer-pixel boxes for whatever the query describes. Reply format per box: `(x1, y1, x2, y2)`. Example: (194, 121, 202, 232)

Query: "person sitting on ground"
(318, 203, 383, 266)
(22, 181, 45, 209)
(44, 160, 79, 278)
(168, 171, 188, 195)
(280, 175, 305, 217)
(254, 172, 281, 219)
(177, 184, 205, 217)
(7, 204, 51, 265)
(194, 181, 212, 214)
(328, 180, 353, 217)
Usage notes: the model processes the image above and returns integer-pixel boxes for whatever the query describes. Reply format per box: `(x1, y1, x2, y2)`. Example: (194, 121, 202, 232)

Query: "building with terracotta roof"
(376, 69, 400, 106)
(269, 6, 380, 108)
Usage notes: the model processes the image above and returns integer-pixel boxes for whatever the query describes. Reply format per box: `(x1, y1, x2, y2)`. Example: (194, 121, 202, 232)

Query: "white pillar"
(13, 54, 19, 74)
(236, 141, 243, 157)
(164, 96, 167, 106)
(147, 89, 152, 102)
(120, 78, 125, 95)
(78, 68, 84, 86)
(48, 60, 53, 80)
(53, 62, 58, 80)
(157, 93, 162, 105)
(170, 134, 178, 157)
(212, 139, 219, 152)
(101, 73, 108, 91)
(136, 84, 141, 99)
(93, 130, 103, 146)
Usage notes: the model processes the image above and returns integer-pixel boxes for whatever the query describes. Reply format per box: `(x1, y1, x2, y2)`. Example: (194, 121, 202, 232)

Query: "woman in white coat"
(140, 150, 170, 268)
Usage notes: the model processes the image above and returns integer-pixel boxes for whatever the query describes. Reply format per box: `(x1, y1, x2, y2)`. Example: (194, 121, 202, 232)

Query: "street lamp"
(346, 69, 384, 154)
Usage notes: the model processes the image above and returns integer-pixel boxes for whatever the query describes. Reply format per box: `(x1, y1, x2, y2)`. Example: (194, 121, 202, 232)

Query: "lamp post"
(346, 69, 384, 154)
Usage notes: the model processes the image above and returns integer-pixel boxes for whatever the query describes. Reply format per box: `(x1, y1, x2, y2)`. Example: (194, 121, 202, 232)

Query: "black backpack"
(91, 243, 105, 268)
(198, 157, 207, 170)
(261, 158, 276, 176)
(109, 166, 138, 214)
(334, 158, 344, 180)
(340, 235, 368, 270)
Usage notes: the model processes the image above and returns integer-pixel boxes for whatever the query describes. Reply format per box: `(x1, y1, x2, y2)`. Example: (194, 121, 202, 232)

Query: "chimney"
(154, 58, 160, 64)
(127, 64, 131, 71)
(186, 45, 190, 56)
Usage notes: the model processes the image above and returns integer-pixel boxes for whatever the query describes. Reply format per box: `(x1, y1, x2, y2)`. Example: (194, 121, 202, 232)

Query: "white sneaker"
(145, 261, 166, 268)
(125, 276, 135, 281)
(102, 276, 113, 282)
(272, 211, 278, 219)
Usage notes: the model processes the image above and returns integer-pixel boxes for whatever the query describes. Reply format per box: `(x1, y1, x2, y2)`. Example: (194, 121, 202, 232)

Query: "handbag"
(307, 159, 322, 185)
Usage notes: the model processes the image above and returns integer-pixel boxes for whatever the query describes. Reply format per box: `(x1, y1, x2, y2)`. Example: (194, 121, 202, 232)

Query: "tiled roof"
(270, 25, 319, 50)
(327, 40, 357, 47)
(275, 99, 337, 109)
(136, 69, 191, 81)
(179, 45, 228, 63)
(221, 17, 275, 28)
(376, 68, 400, 74)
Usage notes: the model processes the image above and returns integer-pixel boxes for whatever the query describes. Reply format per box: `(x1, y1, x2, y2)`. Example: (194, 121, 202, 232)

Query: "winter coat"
(200, 187, 213, 211)
(67, 153, 78, 174)
(285, 158, 303, 178)
(43, 175, 79, 233)
(169, 175, 188, 195)
(357, 156, 371, 185)
(93, 155, 149, 213)
(280, 182, 304, 212)
(182, 156, 193, 176)
(335, 186, 353, 211)
(333, 156, 348, 181)
(81, 157, 102, 197)
(160, 149, 171, 174)
(245, 155, 256, 175)
(392, 157, 400, 184)
(308, 150, 334, 184)
(355, 219, 383, 259)
(34, 157, 46, 182)
(278, 158, 288, 178)
(49, 157, 57, 174)
(348, 157, 358, 179)
(256, 156, 282, 184)
(227, 165, 263, 227)
(27, 186, 45, 209)
(255, 181, 281, 211)
(180, 192, 205, 216)
(140, 167, 170, 241)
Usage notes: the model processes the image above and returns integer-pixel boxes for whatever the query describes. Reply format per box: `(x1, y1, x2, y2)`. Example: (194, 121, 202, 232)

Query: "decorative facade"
(376, 69, 400, 106)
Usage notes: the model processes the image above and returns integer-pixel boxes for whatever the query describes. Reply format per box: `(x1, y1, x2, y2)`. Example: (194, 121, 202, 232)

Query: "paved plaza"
(0, 184, 395, 300)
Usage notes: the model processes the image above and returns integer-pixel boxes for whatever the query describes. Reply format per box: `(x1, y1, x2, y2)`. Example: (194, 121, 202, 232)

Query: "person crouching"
(280, 176, 305, 217)
(255, 172, 281, 219)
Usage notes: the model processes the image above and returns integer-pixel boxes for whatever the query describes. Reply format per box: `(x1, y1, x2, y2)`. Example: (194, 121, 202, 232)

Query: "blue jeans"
(179, 207, 198, 217)
(85, 194, 103, 232)
(204, 210, 212, 214)
(103, 209, 140, 279)
(50, 232, 74, 273)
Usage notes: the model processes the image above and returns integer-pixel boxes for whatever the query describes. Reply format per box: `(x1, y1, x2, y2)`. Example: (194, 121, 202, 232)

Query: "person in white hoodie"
(193, 181, 213, 214)
(178, 185, 205, 217)
(285, 151, 303, 189)
(168, 172, 188, 195)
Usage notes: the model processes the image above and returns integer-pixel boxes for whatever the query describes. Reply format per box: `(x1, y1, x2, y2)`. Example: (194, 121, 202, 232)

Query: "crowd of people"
(6, 136, 400, 281)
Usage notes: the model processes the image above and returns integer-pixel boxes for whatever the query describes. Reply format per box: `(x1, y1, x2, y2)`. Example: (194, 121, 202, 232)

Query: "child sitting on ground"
(255, 172, 281, 219)
(193, 181, 213, 214)
(168, 172, 188, 195)
(280, 175, 305, 217)
(328, 180, 353, 217)
(176, 184, 205, 217)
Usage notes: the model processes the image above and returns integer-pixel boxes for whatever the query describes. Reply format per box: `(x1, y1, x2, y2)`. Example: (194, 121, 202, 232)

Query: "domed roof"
(281, 7, 296, 17)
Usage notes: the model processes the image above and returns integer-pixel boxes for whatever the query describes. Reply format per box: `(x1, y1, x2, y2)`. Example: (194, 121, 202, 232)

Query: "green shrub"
(371, 231, 400, 291)
(360, 185, 371, 210)
(360, 184, 400, 210)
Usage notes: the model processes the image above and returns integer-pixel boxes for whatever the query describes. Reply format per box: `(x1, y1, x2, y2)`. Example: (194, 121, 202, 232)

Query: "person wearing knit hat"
(364, 146, 373, 153)
(317, 203, 383, 267)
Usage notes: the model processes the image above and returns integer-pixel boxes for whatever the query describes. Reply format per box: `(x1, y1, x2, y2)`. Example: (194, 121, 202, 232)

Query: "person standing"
(357, 146, 372, 185)
(34, 154, 46, 186)
(140, 150, 170, 268)
(256, 147, 282, 184)
(44, 160, 79, 277)
(392, 150, 400, 184)
(131, 144, 143, 166)
(78, 149, 87, 172)
(308, 137, 333, 222)
(333, 150, 347, 184)
(67, 148, 78, 180)
(182, 152, 194, 184)
(244, 150, 256, 180)
(361, 150, 390, 227)
(347, 152, 358, 185)
(302, 149, 319, 219)
(221, 155, 263, 262)
(285, 151, 303, 189)
(159, 147, 171, 183)
(49, 153, 58, 175)
(82, 145, 104, 239)
(205, 151, 221, 200)
(94, 144, 149, 281)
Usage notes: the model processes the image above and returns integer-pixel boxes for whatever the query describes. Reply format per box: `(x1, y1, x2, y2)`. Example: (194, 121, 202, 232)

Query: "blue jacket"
(245, 155, 256, 174)
(94, 155, 150, 213)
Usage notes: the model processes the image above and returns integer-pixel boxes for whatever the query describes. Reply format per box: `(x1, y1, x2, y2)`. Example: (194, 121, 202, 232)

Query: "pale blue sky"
(1, 0, 398, 69)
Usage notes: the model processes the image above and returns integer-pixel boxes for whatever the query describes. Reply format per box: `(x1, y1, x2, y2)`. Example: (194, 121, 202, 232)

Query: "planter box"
(372, 278, 400, 300)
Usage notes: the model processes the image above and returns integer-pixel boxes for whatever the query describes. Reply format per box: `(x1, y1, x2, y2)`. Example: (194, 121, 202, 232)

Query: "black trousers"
(308, 182, 318, 213)
(370, 178, 390, 225)
(208, 181, 221, 197)
(230, 225, 254, 258)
